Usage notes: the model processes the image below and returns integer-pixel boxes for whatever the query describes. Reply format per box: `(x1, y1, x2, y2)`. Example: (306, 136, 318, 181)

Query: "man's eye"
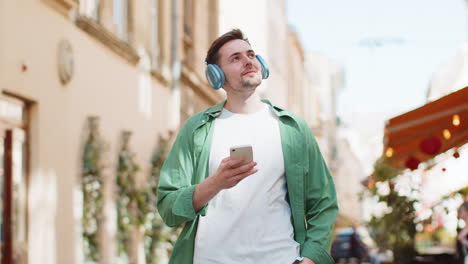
(232, 57, 239, 62)
(248, 54, 255, 58)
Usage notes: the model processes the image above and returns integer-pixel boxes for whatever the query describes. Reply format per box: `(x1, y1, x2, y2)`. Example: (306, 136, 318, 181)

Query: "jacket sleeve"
(301, 128, 339, 264)
(156, 122, 200, 227)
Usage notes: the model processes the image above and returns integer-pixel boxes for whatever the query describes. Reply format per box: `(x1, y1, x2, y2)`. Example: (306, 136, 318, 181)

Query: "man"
(456, 201, 468, 264)
(348, 226, 367, 263)
(157, 29, 338, 264)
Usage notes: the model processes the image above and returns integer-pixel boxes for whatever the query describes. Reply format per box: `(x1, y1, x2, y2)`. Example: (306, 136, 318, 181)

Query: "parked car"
(331, 227, 370, 263)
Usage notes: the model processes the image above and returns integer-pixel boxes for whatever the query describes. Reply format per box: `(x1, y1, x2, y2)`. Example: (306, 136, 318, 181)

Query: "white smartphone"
(229, 145, 253, 164)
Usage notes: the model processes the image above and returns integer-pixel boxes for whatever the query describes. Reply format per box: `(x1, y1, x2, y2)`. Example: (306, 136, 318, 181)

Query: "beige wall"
(334, 138, 365, 224)
(287, 30, 305, 117)
(264, 0, 289, 107)
(305, 53, 342, 167)
(218, 0, 289, 107)
(0, 0, 338, 262)
(0, 0, 220, 263)
(304, 53, 365, 224)
(181, 0, 223, 123)
(303, 65, 321, 134)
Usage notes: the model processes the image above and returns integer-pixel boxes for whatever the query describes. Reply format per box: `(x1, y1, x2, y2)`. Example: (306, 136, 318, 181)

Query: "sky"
(287, 0, 467, 117)
(287, 0, 467, 172)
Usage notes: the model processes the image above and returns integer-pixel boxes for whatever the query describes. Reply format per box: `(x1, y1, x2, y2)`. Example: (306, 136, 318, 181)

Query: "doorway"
(0, 94, 30, 264)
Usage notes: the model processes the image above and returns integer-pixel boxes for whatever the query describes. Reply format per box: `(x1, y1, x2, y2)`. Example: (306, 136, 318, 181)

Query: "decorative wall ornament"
(405, 156, 421, 171)
(58, 39, 74, 85)
(419, 136, 442, 156)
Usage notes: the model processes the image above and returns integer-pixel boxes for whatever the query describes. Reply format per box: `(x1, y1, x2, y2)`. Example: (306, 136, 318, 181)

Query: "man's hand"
(192, 157, 257, 211)
(211, 157, 257, 190)
(300, 257, 315, 264)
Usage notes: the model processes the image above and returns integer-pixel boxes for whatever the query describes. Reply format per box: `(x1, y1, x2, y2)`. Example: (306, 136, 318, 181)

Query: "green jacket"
(157, 100, 338, 264)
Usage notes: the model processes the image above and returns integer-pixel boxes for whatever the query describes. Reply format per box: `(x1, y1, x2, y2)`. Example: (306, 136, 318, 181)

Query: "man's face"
(217, 39, 262, 92)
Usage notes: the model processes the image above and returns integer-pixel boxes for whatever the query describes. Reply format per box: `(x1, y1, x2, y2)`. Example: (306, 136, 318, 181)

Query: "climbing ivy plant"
(116, 131, 141, 260)
(143, 133, 174, 264)
(82, 116, 106, 263)
(114, 130, 182, 263)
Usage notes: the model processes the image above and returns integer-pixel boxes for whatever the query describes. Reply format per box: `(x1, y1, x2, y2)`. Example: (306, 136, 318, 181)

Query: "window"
(113, 0, 129, 42)
(207, 0, 218, 48)
(149, 0, 160, 68)
(183, 0, 194, 67)
(80, 0, 100, 21)
(183, 0, 193, 36)
(75, 0, 139, 65)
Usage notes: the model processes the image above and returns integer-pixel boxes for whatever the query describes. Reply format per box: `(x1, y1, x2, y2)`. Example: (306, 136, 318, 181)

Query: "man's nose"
(243, 56, 254, 67)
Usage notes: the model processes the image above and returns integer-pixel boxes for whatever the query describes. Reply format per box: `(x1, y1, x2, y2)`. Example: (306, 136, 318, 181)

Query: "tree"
(364, 158, 417, 264)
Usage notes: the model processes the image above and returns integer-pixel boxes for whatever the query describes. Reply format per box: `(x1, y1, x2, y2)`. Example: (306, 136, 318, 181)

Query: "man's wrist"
(193, 176, 221, 211)
(301, 257, 315, 264)
(206, 174, 223, 193)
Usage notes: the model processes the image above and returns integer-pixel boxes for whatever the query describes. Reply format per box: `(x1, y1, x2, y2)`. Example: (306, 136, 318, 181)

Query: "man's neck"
(224, 92, 263, 114)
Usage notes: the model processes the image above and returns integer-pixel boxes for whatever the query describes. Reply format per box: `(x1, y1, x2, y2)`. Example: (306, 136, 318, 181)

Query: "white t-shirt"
(193, 104, 300, 264)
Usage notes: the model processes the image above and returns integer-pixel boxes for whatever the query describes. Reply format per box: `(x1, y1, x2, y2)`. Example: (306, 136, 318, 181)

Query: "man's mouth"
(242, 70, 256, 76)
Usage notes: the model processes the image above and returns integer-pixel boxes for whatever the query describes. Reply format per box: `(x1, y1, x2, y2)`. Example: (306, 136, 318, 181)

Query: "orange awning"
(384, 86, 468, 169)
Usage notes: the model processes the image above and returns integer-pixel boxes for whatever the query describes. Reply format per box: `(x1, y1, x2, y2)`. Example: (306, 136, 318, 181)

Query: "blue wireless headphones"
(205, 54, 270, 90)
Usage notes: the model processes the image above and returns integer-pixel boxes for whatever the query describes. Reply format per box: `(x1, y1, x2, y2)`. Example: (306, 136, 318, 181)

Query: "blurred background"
(0, 0, 467, 263)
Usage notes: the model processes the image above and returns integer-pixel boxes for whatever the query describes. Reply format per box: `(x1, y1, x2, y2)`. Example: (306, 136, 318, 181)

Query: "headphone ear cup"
(256, 54, 270, 79)
(205, 64, 225, 90)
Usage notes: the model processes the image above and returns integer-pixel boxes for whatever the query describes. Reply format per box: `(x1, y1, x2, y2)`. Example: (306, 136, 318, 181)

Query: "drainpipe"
(170, 0, 181, 130)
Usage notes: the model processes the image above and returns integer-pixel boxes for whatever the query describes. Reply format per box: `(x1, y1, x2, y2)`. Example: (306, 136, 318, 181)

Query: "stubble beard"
(232, 76, 261, 92)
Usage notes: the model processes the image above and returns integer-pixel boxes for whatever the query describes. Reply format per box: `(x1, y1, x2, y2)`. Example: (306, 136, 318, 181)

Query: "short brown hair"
(206, 29, 250, 65)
